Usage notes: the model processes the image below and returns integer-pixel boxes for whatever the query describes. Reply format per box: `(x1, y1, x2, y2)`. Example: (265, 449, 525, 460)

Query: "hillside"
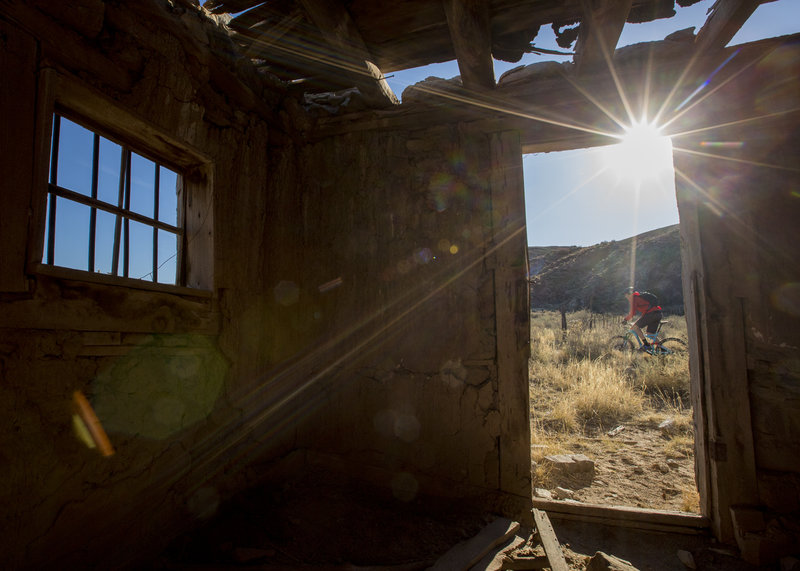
(528, 225, 684, 314)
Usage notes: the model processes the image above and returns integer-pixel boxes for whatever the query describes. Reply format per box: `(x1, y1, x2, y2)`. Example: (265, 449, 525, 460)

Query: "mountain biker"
(622, 287, 663, 350)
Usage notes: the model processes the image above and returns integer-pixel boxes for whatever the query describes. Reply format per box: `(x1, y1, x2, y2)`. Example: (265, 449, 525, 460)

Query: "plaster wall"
(0, 2, 532, 568)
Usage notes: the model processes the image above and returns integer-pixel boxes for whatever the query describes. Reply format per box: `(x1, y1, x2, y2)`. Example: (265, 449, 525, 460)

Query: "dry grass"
(529, 310, 693, 466)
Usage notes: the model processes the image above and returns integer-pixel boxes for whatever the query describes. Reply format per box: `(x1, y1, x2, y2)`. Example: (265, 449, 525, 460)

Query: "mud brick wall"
(0, 2, 532, 568)
(291, 124, 531, 506)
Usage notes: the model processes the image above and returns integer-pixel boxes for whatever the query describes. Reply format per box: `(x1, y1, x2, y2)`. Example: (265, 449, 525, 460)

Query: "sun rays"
(604, 119, 673, 184)
(157, 27, 797, 507)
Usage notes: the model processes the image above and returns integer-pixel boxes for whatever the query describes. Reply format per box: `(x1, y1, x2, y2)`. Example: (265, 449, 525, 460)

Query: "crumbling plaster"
(0, 2, 531, 568)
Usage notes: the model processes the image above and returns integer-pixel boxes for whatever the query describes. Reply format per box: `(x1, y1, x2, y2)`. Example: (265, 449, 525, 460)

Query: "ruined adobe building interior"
(0, 0, 798, 568)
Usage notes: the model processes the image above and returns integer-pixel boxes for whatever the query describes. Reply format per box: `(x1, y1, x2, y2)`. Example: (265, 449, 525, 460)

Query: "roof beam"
(573, 0, 634, 74)
(694, 0, 762, 52)
(296, 0, 398, 107)
(442, 0, 495, 90)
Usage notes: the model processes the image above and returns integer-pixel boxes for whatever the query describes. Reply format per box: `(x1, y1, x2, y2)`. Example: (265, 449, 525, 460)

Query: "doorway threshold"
(532, 498, 709, 535)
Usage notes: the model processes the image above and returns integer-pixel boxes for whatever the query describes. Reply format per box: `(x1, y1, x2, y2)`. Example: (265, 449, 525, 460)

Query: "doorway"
(522, 143, 698, 514)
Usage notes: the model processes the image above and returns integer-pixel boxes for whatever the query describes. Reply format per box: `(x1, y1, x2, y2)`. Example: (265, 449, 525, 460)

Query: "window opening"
(44, 114, 184, 286)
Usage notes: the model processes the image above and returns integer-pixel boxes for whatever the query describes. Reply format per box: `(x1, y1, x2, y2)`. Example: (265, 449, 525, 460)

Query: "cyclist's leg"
(635, 311, 662, 347)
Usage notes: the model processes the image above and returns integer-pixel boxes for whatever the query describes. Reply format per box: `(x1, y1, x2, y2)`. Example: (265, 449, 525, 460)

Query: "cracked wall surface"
(0, 2, 531, 568)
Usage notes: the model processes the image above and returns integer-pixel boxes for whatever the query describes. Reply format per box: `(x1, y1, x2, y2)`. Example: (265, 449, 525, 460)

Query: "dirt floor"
(153, 467, 775, 571)
(155, 469, 494, 569)
(534, 422, 699, 513)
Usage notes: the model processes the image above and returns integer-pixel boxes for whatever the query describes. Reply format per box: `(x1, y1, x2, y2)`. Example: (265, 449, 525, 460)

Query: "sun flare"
(605, 120, 674, 184)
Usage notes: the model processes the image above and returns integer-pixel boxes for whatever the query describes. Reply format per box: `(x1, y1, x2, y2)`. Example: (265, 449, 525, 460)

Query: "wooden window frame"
(29, 69, 214, 295)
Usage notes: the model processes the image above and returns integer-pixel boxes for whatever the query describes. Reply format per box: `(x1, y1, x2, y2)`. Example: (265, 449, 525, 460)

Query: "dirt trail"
(534, 423, 699, 513)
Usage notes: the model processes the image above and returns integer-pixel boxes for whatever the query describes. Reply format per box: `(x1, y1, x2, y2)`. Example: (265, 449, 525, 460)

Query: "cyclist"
(622, 287, 663, 351)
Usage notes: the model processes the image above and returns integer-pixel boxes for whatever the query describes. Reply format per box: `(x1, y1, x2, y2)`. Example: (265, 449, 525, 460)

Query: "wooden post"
(489, 130, 532, 505)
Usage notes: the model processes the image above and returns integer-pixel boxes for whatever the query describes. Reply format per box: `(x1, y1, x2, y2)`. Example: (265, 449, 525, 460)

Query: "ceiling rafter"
(442, 0, 496, 90)
(694, 0, 762, 52)
(573, 0, 634, 73)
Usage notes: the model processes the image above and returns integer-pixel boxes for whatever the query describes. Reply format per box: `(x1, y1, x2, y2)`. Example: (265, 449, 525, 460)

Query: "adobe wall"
(0, 2, 531, 568)
(290, 124, 531, 505)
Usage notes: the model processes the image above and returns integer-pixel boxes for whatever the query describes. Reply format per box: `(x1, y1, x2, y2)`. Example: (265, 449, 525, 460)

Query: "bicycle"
(609, 320, 687, 355)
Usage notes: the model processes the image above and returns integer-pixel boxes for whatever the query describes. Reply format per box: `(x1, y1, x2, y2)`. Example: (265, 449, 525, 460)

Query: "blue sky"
(383, 0, 800, 246)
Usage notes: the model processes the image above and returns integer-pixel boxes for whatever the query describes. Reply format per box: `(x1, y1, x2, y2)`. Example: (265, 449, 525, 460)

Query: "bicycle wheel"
(659, 337, 687, 355)
(609, 335, 636, 352)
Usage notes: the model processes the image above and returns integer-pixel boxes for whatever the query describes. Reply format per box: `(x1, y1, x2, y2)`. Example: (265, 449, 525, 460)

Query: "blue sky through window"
(46, 116, 182, 284)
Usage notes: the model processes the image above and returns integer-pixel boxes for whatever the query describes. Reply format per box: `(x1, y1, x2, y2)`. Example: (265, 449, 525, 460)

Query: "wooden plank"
(694, 0, 762, 53)
(296, 0, 398, 107)
(442, 0, 495, 90)
(0, 19, 37, 292)
(532, 498, 709, 529)
(532, 509, 568, 571)
(489, 131, 533, 500)
(701, 252, 759, 542)
(470, 534, 526, 571)
(429, 517, 520, 570)
(536, 511, 709, 535)
(573, 0, 634, 73)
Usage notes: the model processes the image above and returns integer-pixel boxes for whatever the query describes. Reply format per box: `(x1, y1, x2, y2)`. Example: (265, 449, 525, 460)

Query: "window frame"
(29, 69, 214, 296)
(45, 112, 186, 284)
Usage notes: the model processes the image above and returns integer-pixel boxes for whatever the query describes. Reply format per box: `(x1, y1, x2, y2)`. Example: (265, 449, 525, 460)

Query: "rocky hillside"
(529, 225, 684, 315)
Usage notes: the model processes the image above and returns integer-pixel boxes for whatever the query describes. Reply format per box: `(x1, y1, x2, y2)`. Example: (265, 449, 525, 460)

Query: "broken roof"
(198, 0, 770, 108)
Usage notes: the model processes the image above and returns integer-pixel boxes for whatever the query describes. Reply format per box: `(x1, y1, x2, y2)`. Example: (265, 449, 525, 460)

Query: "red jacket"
(624, 292, 661, 320)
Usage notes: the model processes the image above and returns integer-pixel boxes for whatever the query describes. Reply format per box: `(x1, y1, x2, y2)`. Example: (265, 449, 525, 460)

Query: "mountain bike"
(609, 320, 687, 355)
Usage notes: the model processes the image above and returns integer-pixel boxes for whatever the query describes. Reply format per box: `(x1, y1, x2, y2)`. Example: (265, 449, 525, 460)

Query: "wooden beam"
(532, 499, 709, 533)
(296, 0, 398, 107)
(532, 509, 568, 571)
(573, 0, 634, 73)
(442, 0, 496, 90)
(695, 0, 762, 52)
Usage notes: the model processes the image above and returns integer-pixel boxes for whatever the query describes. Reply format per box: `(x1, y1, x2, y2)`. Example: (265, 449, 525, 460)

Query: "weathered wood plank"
(532, 509, 568, 571)
(532, 498, 709, 529)
(0, 19, 37, 292)
(469, 534, 526, 571)
(430, 517, 521, 571)
(297, 0, 398, 107)
(490, 130, 533, 500)
(442, 0, 496, 90)
(573, 0, 634, 73)
(695, 0, 761, 52)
